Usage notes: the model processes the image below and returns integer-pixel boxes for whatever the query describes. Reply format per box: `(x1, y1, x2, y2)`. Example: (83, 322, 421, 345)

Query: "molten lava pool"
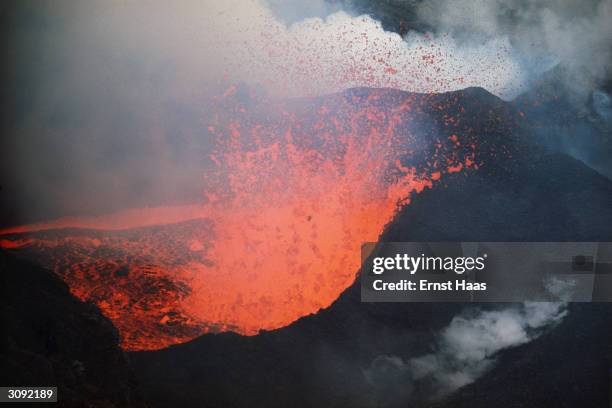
(1, 89, 483, 350)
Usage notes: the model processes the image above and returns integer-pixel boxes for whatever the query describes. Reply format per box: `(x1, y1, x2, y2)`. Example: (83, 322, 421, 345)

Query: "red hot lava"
(1, 89, 478, 350)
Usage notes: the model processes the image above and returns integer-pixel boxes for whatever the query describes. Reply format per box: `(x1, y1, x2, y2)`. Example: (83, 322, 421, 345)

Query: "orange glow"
(0, 89, 477, 350)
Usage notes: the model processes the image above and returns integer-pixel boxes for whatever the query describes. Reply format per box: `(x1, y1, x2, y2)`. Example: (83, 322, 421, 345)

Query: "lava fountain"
(0, 88, 479, 350)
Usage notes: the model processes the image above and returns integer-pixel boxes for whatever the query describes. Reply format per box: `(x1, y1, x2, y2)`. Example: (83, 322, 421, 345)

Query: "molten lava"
(1, 89, 480, 350)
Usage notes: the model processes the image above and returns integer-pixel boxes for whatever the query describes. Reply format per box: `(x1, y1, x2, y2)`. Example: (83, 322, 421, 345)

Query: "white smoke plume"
(365, 277, 575, 400)
(408, 301, 567, 396)
(3, 0, 609, 220)
(64, 0, 528, 99)
(365, 302, 567, 400)
(0, 0, 532, 222)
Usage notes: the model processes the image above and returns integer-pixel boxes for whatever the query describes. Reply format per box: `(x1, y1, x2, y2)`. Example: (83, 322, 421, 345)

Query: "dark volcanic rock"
(388, 153, 612, 408)
(129, 88, 612, 407)
(2, 87, 610, 407)
(0, 250, 144, 407)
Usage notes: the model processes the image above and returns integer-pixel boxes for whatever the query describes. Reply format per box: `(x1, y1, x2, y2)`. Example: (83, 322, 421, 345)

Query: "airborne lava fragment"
(1, 89, 491, 350)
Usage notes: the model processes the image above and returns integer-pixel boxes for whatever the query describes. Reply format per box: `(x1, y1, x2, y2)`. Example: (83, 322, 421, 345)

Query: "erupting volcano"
(0, 88, 490, 350)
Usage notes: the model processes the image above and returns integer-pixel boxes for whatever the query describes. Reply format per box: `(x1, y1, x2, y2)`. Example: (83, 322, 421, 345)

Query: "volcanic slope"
(129, 87, 612, 407)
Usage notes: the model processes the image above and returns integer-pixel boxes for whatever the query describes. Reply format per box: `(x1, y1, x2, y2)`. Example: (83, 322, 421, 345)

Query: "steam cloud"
(364, 277, 575, 401)
(365, 302, 567, 400)
(3, 0, 610, 223)
(51, 0, 528, 99)
(416, 0, 612, 103)
(0, 0, 523, 224)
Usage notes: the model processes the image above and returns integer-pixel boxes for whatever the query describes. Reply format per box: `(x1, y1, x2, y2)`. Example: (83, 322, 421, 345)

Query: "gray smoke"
(2, 0, 611, 226)
(364, 277, 575, 401)
(0, 0, 535, 225)
(416, 0, 612, 103)
(365, 302, 566, 401)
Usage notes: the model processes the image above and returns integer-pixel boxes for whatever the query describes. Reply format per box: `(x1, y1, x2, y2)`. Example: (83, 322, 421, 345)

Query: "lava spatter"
(1, 89, 479, 350)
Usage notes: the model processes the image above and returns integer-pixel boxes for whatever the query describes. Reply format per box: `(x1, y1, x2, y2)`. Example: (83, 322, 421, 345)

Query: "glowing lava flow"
(0, 89, 477, 350)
